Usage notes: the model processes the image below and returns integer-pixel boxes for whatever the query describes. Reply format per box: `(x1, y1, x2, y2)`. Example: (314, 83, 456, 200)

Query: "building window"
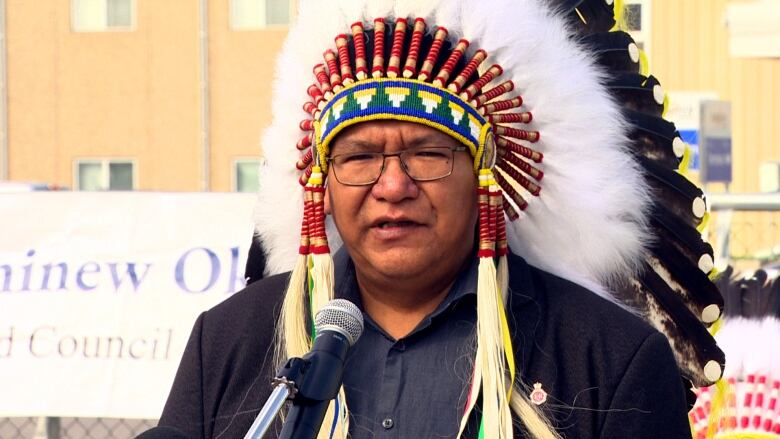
(72, 0, 134, 32)
(234, 159, 262, 192)
(230, 0, 290, 29)
(622, 0, 651, 53)
(75, 159, 136, 191)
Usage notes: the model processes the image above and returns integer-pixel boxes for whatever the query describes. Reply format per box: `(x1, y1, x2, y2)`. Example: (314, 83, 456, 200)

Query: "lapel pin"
(530, 382, 548, 405)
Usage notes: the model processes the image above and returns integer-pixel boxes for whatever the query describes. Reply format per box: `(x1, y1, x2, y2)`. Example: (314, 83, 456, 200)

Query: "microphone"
(244, 298, 364, 439)
(135, 426, 190, 439)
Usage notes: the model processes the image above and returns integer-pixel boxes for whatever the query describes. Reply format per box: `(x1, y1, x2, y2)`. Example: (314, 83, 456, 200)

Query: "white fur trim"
(254, 0, 651, 302)
(716, 317, 780, 378)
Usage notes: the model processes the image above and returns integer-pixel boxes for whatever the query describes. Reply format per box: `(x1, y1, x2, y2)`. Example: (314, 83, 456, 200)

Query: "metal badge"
(530, 382, 548, 405)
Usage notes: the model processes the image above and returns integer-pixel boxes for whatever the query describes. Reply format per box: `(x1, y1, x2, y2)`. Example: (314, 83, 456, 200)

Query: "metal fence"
(2, 194, 778, 439)
(708, 193, 780, 265)
(0, 417, 157, 439)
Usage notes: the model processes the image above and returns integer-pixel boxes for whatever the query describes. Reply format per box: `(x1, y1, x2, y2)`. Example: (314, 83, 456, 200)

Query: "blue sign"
(702, 137, 732, 183)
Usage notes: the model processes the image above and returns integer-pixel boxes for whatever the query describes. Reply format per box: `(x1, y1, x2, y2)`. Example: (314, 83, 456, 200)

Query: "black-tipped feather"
(625, 111, 684, 168)
(651, 206, 715, 272)
(581, 31, 641, 74)
(638, 157, 705, 228)
(607, 74, 665, 117)
(628, 266, 725, 386)
(649, 245, 723, 325)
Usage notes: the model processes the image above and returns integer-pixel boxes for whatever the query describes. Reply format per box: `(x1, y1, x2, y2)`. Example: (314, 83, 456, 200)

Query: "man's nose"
(371, 156, 419, 202)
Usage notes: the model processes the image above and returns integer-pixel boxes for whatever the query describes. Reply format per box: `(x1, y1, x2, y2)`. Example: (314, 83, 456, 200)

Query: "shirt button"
(381, 418, 394, 429)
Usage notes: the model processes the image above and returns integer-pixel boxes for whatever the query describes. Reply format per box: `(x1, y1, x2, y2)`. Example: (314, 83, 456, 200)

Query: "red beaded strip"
(298, 189, 312, 255)
(494, 171, 529, 212)
(498, 148, 544, 181)
(502, 197, 520, 221)
(313, 64, 333, 99)
(299, 164, 313, 186)
(434, 39, 469, 87)
(296, 149, 313, 170)
(418, 27, 448, 82)
(461, 65, 502, 100)
(323, 50, 343, 92)
(307, 84, 325, 108)
(300, 119, 314, 131)
(372, 18, 386, 78)
(296, 133, 313, 151)
(488, 186, 500, 256)
(495, 125, 540, 143)
(497, 162, 542, 196)
(488, 112, 533, 124)
(403, 18, 426, 78)
(480, 97, 523, 115)
(351, 22, 368, 80)
(477, 187, 495, 258)
(448, 49, 487, 93)
(309, 186, 330, 254)
(496, 194, 509, 256)
(496, 136, 543, 162)
(471, 80, 514, 107)
(387, 18, 407, 78)
(335, 34, 355, 85)
(303, 101, 318, 117)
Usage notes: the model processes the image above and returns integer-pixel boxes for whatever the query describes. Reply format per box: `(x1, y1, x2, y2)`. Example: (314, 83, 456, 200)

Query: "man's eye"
(413, 149, 449, 158)
(341, 153, 376, 163)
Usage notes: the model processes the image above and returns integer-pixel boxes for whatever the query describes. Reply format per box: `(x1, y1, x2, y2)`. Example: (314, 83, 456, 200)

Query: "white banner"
(0, 192, 258, 419)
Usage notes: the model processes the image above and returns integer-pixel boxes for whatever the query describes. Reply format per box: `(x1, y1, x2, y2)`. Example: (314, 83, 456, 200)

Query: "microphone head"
(315, 299, 364, 346)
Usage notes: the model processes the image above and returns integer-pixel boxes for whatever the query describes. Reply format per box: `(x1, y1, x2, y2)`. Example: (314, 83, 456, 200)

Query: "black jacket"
(159, 254, 692, 438)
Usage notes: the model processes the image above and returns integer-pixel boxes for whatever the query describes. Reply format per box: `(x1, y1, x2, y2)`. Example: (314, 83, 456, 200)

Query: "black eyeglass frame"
(326, 145, 470, 186)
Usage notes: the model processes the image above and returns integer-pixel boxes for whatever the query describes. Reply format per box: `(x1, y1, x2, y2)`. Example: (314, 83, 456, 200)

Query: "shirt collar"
(333, 247, 538, 310)
(332, 246, 542, 373)
(333, 246, 478, 310)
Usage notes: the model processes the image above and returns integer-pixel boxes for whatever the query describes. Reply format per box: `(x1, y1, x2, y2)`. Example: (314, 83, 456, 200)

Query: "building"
(3, 0, 294, 192)
(1, 0, 779, 260)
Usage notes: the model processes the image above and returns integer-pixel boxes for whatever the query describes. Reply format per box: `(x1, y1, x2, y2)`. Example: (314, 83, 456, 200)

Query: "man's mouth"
(376, 220, 417, 229)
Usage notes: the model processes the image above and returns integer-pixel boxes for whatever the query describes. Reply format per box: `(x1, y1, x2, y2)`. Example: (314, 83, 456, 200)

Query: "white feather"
(254, 0, 651, 304)
(716, 317, 780, 379)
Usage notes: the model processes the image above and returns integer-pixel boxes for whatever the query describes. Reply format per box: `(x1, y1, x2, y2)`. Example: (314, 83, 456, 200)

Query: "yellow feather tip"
(708, 317, 723, 336)
(614, 0, 626, 29)
(662, 93, 670, 118)
(705, 379, 730, 438)
(639, 50, 649, 75)
(677, 144, 692, 175)
(697, 211, 711, 233)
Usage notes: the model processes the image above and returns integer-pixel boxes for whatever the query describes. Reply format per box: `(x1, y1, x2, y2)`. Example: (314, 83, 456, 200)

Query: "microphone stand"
(244, 331, 351, 439)
(243, 357, 307, 439)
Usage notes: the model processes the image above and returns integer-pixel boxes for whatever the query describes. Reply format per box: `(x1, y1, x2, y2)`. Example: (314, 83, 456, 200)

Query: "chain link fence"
(706, 194, 780, 269)
(0, 417, 157, 439)
(2, 196, 776, 439)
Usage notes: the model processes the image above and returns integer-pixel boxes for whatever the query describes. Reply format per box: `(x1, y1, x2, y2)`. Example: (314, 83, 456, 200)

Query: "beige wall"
(8, 0, 204, 190)
(649, 0, 780, 263)
(651, 0, 780, 193)
(208, 0, 287, 191)
(6, 0, 286, 192)
(4, 0, 780, 260)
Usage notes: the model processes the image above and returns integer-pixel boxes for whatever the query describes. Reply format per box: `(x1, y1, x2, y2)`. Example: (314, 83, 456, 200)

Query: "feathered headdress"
(690, 268, 780, 438)
(249, 0, 726, 437)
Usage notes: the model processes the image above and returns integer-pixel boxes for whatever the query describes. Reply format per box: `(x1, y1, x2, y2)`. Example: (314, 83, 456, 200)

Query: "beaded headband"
(295, 17, 542, 221)
(288, 18, 536, 436)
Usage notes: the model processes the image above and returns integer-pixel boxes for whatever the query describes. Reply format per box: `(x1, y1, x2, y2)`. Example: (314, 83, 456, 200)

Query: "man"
(158, 0, 724, 437)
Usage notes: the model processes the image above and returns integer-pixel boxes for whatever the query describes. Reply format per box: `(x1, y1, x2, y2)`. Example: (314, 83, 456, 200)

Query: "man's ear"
(324, 185, 331, 215)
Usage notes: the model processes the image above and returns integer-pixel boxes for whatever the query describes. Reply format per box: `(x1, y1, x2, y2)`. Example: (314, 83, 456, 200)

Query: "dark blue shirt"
(334, 249, 480, 438)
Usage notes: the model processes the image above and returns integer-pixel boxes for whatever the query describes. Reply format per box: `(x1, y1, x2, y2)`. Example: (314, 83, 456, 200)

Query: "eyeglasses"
(327, 146, 469, 186)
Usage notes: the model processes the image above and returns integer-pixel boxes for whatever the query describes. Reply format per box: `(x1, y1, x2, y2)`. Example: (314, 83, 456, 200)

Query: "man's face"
(324, 120, 478, 282)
